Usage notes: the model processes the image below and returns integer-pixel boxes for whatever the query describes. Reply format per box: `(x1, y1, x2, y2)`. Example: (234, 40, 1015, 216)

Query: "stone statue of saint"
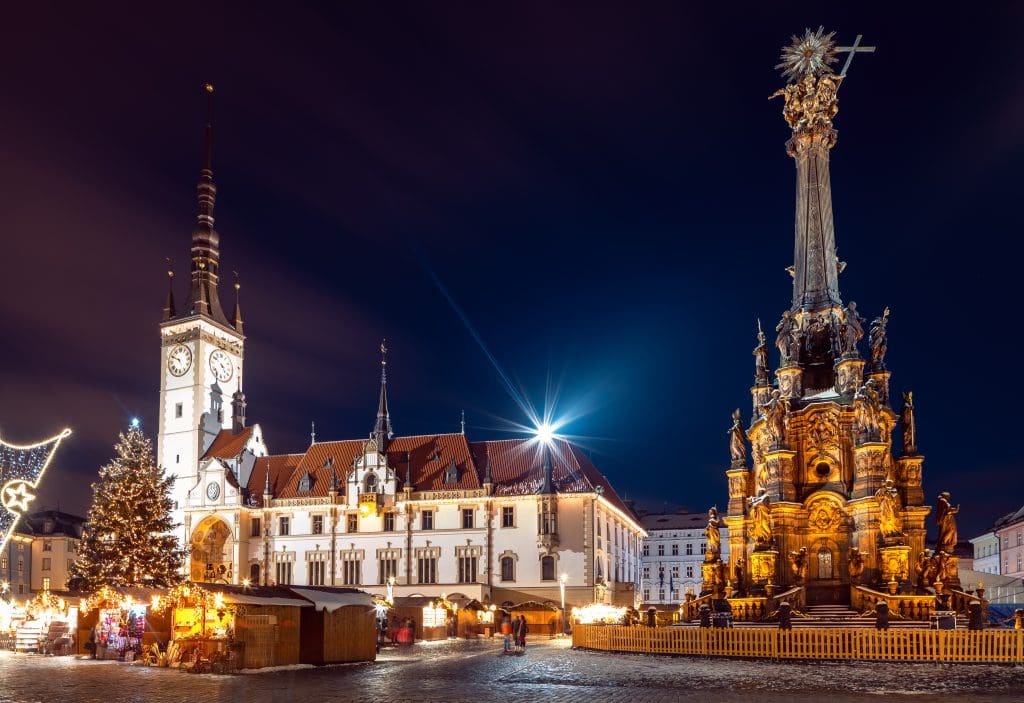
(762, 390, 788, 448)
(935, 492, 960, 554)
(747, 489, 773, 549)
(853, 379, 882, 443)
(842, 301, 864, 356)
(869, 307, 890, 369)
(848, 547, 865, 584)
(915, 549, 933, 590)
(733, 557, 746, 594)
(775, 311, 799, 365)
(900, 391, 916, 455)
(788, 547, 808, 583)
(753, 319, 770, 383)
(875, 478, 902, 539)
(728, 409, 746, 467)
(705, 507, 721, 562)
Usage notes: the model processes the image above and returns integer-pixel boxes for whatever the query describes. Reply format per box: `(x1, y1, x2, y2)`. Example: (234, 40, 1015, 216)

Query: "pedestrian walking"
(511, 613, 522, 652)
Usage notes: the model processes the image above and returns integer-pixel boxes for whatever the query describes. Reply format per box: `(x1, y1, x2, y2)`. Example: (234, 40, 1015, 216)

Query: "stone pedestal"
(701, 559, 726, 597)
(763, 448, 796, 502)
(878, 544, 911, 583)
(941, 555, 961, 589)
(776, 366, 802, 399)
(896, 455, 924, 506)
(727, 468, 749, 516)
(834, 356, 865, 395)
(851, 442, 888, 499)
(749, 550, 778, 586)
(751, 384, 773, 420)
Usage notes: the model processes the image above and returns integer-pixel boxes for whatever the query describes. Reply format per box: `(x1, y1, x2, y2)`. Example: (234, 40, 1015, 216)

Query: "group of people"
(501, 614, 529, 654)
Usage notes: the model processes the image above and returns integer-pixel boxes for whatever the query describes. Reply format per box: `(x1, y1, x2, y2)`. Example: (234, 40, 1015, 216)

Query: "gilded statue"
(770, 29, 845, 133)
(875, 478, 903, 539)
(753, 319, 770, 384)
(728, 409, 746, 467)
(869, 307, 890, 369)
(775, 311, 799, 365)
(915, 549, 932, 589)
(788, 547, 808, 583)
(900, 391, 916, 455)
(848, 547, 865, 584)
(936, 492, 960, 554)
(747, 489, 773, 550)
(706, 506, 722, 562)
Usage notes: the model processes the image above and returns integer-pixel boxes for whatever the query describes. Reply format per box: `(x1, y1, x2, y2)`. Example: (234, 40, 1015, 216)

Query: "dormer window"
(298, 472, 314, 493)
(443, 462, 459, 485)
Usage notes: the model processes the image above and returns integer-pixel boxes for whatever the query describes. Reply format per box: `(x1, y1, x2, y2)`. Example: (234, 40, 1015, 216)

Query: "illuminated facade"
(640, 511, 728, 605)
(156, 88, 644, 608)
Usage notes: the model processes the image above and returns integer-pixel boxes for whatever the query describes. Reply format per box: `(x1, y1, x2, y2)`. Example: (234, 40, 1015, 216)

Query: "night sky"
(3, 3, 1022, 538)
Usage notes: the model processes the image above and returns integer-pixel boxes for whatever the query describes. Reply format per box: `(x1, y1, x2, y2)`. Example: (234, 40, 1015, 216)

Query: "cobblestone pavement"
(2, 639, 1023, 703)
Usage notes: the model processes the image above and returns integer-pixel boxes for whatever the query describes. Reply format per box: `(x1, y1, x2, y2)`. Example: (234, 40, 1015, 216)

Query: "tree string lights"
(68, 427, 185, 592)
(0, 427, 72, 555)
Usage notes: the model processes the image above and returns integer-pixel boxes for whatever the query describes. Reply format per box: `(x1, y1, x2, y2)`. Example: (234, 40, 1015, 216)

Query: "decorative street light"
(560, 572, 569, 634)
(387, 575, 396, 605)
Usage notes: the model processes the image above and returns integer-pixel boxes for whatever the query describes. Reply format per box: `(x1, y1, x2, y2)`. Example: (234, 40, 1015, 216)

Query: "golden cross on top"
(836, 34, 875, 78)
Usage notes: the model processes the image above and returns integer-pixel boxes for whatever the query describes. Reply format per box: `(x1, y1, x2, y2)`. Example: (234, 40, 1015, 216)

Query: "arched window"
(501, 556, 515, 582)
(817, 547, 833, 579)
(363, 473, 378, 493)
(541, 555, 555, 581)
(250, 563, 261, 585)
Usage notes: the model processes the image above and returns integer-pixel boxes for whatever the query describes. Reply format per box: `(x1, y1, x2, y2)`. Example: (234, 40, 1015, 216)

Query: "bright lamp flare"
(535, 422, 555, 445)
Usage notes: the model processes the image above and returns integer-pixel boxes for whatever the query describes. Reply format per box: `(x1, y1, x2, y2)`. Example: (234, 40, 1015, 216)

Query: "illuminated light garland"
(0, 428, 72, 556)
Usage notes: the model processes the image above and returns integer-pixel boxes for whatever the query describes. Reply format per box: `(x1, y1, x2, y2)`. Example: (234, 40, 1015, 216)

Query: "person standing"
(511, 614, 522, 653)
(500, 613, 513, 653)
(518, 615, 529, 652)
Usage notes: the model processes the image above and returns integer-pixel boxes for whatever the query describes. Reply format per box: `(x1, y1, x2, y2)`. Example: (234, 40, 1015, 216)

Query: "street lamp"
(387, 575, 396, 605)
(559, 572, 569, 634)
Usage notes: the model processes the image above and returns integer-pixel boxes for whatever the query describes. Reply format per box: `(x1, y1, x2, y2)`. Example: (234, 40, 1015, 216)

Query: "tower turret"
(371, 340, 393, 450)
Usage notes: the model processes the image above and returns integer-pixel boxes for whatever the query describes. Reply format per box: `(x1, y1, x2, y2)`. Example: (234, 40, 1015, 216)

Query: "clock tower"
(158, 84, 246, 545)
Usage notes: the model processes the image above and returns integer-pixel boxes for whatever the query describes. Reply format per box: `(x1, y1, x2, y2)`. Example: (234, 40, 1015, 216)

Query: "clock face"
(209, 350, 233, 382)
(206, 482, 221, 500)
(167, 344, 193, 377)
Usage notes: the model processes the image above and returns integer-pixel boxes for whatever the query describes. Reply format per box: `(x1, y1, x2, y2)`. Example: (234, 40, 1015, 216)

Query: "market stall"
(391, 595, 456, 641)
(454, 599, 495, 638)
(78, 586, 168, 660)
(161, 583, 309, 670)
(507, 600, 561, 637)
(290, 586, 376, 665)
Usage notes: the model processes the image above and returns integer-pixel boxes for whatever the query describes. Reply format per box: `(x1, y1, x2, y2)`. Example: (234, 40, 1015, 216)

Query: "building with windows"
(969, 530, 1000, 575)
(993, 504, 1024, 579)
(156, 89, 645, 609)
(1, 533, 33, 597)
(23, 511, 85, 593)
(639, 512, 728, 606)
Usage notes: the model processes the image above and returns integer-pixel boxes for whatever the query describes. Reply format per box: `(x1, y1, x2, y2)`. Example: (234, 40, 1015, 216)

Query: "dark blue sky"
(2, 3, 1022, 537)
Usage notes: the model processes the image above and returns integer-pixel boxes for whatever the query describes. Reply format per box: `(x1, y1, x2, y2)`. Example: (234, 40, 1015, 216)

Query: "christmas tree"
(69, 426, 184, 591)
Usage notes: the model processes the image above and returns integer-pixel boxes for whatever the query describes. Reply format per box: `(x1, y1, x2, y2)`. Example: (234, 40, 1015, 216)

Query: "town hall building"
(155, 86, 644, 609)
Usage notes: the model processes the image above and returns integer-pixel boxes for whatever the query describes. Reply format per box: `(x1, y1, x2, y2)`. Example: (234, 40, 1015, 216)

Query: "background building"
(1, 533, 32, 597)
(994, 504, 1024, 578)
(969, 531, 1000, 575)
(639, 511, 727, 606)
(24, 511, 84, 593)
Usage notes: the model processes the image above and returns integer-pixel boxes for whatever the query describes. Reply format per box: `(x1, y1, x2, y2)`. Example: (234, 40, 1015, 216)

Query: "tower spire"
(183, 82, 230, 326)
(162, 259, 176, 321)
(540, 443, 554, 494)
(372, 339, 393, 448)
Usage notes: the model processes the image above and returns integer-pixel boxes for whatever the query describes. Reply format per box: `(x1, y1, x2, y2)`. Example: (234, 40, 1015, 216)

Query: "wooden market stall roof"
(288, 587, 374, 611)
(194, 583, 313, 608)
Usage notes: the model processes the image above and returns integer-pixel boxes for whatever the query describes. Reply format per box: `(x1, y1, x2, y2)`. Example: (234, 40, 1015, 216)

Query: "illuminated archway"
(190, 516, 234, 583)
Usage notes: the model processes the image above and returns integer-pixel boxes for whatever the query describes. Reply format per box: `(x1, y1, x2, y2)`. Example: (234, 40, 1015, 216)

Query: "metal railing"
(572, 623, 1024, 662)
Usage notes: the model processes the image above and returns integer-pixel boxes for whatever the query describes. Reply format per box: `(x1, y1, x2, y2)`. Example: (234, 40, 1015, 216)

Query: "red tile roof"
(203, 427, 254, 461)
(247, 433, 636, 525)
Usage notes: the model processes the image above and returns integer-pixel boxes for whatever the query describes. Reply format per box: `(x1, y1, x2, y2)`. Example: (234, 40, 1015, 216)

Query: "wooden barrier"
(572, 624, 1024, 663)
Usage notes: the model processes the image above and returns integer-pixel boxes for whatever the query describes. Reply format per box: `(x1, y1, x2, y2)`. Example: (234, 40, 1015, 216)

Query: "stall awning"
(222, 593, 312, 608)
(289, 588, 374, 612)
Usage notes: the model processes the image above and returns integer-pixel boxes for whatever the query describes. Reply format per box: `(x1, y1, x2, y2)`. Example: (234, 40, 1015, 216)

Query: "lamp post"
(387, 575, 396, 605)
(559, 572, 568, 634)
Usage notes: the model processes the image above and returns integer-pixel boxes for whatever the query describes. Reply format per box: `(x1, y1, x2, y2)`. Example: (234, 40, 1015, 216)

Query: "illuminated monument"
(710, 30, 963, 611)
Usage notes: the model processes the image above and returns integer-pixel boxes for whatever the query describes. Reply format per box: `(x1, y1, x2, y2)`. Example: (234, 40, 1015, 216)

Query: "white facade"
(969, 531, 1000, 575)
(639, 512, 728, 606)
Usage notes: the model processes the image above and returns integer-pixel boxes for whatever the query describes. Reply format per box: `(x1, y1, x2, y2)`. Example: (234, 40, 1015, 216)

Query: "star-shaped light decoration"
(0, 428, 71, 555)
(776, 26, 838, 82)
